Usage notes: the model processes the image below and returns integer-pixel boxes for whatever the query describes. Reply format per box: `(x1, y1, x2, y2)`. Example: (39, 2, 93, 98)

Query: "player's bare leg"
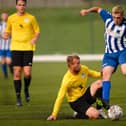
(6, 57, 13, 74)
(120, 64, 126, 76)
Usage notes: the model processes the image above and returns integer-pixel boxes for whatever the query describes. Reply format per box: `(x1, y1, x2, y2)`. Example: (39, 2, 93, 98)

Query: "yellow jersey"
(52, 65, 101, 117)
(5, 12, 40, 51)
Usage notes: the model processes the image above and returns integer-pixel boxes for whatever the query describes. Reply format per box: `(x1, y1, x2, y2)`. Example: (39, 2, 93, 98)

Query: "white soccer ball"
(108, 105, 123, 120)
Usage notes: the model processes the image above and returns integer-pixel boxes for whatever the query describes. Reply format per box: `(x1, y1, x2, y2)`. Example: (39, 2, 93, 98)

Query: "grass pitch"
(0, 61, 125, 126)
(0, 5, 126, 126)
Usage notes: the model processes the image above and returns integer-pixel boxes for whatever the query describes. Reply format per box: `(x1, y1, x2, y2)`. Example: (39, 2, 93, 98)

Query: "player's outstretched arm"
(80, 7, 102, 16)
(47, 115, 57, 121)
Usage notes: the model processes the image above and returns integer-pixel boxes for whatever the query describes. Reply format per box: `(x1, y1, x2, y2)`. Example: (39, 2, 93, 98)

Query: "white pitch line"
(33, 54, 104, 62)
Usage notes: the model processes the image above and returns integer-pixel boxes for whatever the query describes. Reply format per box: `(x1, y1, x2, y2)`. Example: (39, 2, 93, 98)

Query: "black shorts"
(11, 51, 33, 67)
(69, 87, 96, 117)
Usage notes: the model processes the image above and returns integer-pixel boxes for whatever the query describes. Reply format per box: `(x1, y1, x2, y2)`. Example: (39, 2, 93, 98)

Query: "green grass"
(32, 7, 105, 54)
(0, 62, 126, 126)
(0, 5, 126, 126)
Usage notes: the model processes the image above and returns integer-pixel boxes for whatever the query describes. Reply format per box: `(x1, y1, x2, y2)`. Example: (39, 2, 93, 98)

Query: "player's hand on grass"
(80, 9, 89, 16)
(47, 115, 56, 121)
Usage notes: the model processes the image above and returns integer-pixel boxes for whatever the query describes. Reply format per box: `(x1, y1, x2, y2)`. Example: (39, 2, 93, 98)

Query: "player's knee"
(6, 58, 11, 64)
(86, 107, 99, 119)
(122, 71, 126, 76)
(92, 112, 99, 119)
(92, 80, 102, 87)
(102, 71, 112, 80)
(23, 67, 32, 77)
(13, 69, 22, 79)
(95, 80, 102, 88)
(24, 72, 31, 78)
(14, 73, 21, 79)
(90, 80, 102, 95)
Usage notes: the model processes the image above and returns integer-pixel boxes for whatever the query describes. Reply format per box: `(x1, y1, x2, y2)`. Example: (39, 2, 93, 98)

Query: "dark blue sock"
(102, 81, 111, 101)
(1, 64, 8, 78)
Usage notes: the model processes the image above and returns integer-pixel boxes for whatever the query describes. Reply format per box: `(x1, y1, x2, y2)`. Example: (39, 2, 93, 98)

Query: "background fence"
(0, 0, 125, 8)
(0, 0, 83, 8)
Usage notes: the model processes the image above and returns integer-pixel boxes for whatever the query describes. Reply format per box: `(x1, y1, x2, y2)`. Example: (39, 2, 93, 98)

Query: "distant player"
(0, 12, 13, 78)
(47, 55, 107, 120)
(3, 0, 40, 106)
(80, 5, 126, 109)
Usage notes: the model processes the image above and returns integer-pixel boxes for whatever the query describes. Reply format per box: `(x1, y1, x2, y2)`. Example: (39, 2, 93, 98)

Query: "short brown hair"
(16, 0, 27, 5)
(112, 5, 124, 15)
(67, 55, 80, 66)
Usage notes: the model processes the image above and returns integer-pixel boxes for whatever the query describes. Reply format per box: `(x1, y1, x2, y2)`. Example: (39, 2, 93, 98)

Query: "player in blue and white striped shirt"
(80, 5, 126, 109)
(0, 12, 13, 78)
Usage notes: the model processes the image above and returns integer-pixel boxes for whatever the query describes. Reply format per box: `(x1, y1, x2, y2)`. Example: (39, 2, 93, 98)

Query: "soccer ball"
(108, 105, 123, 120)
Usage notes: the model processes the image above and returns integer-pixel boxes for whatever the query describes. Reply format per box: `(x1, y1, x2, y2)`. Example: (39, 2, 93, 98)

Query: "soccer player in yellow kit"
(3, 0, 40, 106)
(47, 55, 107, 120)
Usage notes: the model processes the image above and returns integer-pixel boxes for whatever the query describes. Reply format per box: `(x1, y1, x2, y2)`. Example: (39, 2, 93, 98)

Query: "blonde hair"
(112, 5, 124, 15)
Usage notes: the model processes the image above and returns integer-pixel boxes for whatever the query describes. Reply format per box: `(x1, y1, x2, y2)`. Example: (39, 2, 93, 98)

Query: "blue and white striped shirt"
(0, 21, 11, 50)
(100, 9, 126, 53)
